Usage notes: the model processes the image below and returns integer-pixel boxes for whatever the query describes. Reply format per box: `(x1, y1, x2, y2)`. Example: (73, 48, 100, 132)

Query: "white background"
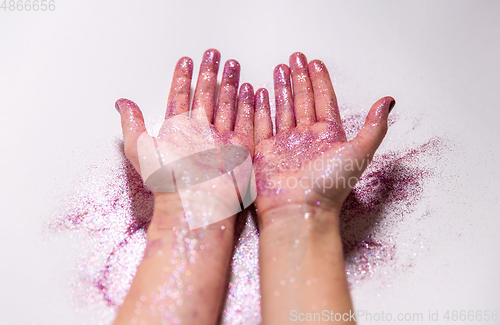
(1, 0, 499, 324)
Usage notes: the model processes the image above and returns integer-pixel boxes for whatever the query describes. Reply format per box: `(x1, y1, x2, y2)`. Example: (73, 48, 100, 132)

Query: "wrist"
(147, 192, 184, 238)
(258, 204, 353, 322)
(257, 203, 342, 234)
(258, 204, 344, 265)
(152, 192, 184, 212)
(148, 191, 237, 244)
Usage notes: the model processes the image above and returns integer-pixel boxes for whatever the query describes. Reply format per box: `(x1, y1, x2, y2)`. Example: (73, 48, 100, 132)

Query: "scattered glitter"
(221, 211, 261, 325)
(49, 108, 444, 324)
(341, 137, 446, 285)
(49, 141, 152, 314)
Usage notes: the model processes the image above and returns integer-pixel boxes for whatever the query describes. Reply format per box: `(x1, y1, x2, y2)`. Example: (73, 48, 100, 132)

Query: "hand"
(113, 49, 255, 325)
(115, 49, 255, 228)
(254, 52, 395, 226)
(255, 52, 395, 325)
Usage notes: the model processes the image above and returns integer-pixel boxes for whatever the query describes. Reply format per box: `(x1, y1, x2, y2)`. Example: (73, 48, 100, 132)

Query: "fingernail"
(240, 83, 254, 93)
(225, 59, 240, 70)
(203, 49, 221, 71)
(290, 52, 307, 71)
(255, 88, 269, 106)
(239, 83, 254, 103)
(223, 59, 240, 82)
(274, 64, 290, 85)
(177, 56, 193, 75)
(310, 60, 325, 73)
(388, 99, 396, 114)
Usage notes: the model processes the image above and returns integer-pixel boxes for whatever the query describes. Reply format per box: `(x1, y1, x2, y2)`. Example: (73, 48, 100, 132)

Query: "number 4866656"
(1, 0, 56, 11)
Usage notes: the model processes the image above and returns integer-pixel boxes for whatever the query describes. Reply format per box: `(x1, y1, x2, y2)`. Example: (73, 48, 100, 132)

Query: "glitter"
(317, 201, 320, 205)
(221, 225, 225, 230)
(49, 142, 152, 312)
(341, 137, 445, 285)
(221, 211, 261, 325)
(50, 90, 443, 325)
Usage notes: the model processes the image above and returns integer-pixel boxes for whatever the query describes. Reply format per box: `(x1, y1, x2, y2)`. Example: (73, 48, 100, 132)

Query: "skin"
(113, 49, 255, 325)
(113, 49, 395, 325)
(254, 52, 395, 324)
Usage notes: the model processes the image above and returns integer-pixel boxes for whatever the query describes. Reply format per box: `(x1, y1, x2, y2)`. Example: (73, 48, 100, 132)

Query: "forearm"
(259, 204, 354, 325)
(114, 193, 235, 325)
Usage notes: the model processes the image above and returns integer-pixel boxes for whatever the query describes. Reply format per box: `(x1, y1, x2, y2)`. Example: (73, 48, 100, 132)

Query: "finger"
(274, 64, 295, 134)
(192, 49, 221, 123)
(234, 83, 255, 136)
(254, 88, 273, 145)
(351, 97, 395, 160)
(115, 98, 148, 171)
(165, 57, 193, 118)
(214, 60, 241, 131)
(308, 60, 347, 141)
(289, 52, 316, 125)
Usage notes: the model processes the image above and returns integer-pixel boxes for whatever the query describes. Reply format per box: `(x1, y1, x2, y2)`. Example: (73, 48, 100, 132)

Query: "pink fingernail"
(239, 83, 254, 102)
(274, 64, 290, 85)
(388, 98, 396, 114)
(225, 59, 240, 70)
(203, 49, 221, 71)
(223, 59, 240, 81)
(290, 52, 307, 70)
(310, 60, 325, 72)
(255, 88, 269, 106)
(177, 56, 193, 74)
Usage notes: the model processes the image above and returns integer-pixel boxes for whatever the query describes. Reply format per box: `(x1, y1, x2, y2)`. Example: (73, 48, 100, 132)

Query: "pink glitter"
(50, 142, 153, 309)
(50, 116, 445, 324)
(341, 137, 445, 284)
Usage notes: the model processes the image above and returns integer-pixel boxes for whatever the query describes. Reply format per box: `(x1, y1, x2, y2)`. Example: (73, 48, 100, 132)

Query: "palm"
(253, 53, 394, 217)
(116, 50, 257, 227)
(255, 124, 360, 213)
(154, 116, 254, 164)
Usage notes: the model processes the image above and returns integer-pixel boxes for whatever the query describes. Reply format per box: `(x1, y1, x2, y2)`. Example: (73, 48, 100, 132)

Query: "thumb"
(115, 98, 148, 171)
(351, 96, 395, 160)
